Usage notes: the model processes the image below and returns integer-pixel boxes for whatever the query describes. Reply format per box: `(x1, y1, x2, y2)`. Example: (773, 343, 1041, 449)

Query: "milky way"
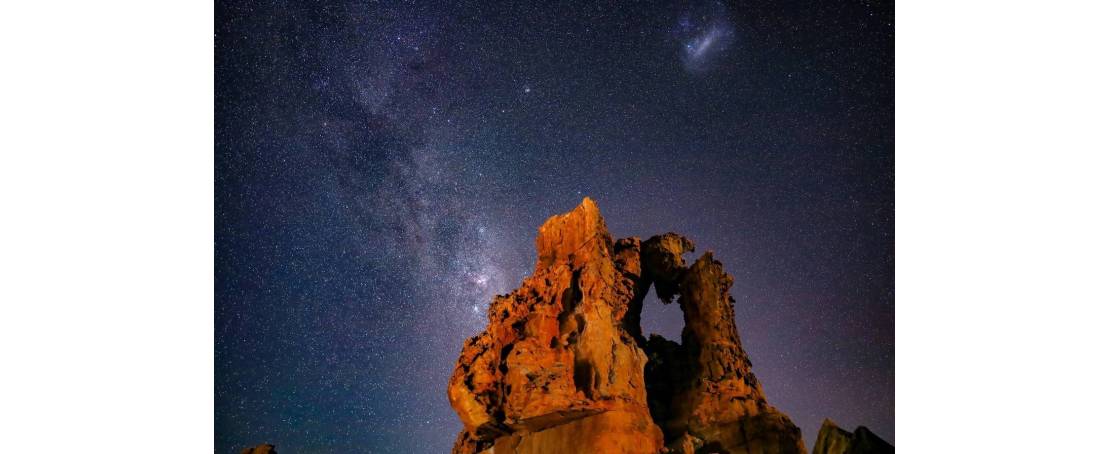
(216, 1, 894, 452)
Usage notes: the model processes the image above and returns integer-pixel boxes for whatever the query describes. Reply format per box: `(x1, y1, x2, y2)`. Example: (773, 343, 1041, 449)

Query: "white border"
(898, 0, 1110, 451)
(0, 1, 213, 451)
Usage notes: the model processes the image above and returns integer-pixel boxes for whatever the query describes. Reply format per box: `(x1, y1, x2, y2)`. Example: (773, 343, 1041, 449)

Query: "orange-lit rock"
(447, 198, 806, 453)
(239, 444, 276, 454)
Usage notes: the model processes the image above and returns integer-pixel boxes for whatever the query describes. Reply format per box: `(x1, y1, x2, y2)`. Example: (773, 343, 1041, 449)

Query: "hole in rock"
(639, 285, 684, 343)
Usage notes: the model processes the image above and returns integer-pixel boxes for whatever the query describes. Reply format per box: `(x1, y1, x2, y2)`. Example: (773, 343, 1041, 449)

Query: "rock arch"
(447, 198, 805, 453)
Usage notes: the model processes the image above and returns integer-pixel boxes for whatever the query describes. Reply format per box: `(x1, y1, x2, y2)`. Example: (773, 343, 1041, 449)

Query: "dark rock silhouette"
(447, 198, 807, 453)
(811, 419, 893, 454)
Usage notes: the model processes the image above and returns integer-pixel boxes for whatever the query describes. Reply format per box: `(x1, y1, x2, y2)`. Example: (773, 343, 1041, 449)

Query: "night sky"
(215, 0, 893, 452)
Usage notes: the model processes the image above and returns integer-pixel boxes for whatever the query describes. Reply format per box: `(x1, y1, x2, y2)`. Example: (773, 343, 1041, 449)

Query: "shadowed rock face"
(811, 420, 893, 454)
(447, 198, 806, 454)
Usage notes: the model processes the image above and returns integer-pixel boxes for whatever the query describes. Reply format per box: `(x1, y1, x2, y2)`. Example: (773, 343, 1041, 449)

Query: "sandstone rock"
(447, 198, 806, 453)
(811, 419, 893, 454)
(641, 238, 806, 454)
(239, 444, 276, 454)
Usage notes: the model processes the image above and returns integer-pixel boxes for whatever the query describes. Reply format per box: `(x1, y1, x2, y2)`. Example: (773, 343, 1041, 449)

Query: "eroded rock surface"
(811, 419, 893, 454)
(447, 198, 806, 453)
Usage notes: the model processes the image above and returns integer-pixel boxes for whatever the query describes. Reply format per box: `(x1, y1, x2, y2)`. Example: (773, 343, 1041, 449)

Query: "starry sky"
(215, 1, 893, 452)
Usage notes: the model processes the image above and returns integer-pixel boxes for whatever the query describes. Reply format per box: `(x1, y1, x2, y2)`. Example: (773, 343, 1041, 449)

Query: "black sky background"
(216, 0, 893, 452)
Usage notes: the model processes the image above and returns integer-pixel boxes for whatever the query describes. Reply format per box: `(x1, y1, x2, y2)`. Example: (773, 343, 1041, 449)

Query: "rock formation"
(640, 235, 807, 454)
(811, 420, 893, 454)
(447, 198, 806, 453)
(239, 444, 276, 454)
